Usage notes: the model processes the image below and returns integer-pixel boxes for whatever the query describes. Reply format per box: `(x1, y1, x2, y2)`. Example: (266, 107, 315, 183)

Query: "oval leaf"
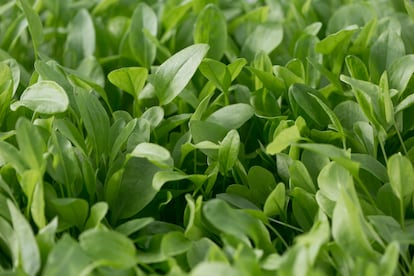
(11, 80, 69, 114)
(149, 44, 209, 105)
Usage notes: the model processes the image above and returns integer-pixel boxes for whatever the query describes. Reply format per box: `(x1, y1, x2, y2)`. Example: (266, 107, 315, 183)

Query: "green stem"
(400, 200, 405, 230)
(394, 123, 408, 155)
(267, 223, 290, 249)
(268, 217, 304, 233)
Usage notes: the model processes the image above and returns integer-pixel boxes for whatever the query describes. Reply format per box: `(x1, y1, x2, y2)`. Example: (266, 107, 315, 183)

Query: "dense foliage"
(1, 0, 414, 275)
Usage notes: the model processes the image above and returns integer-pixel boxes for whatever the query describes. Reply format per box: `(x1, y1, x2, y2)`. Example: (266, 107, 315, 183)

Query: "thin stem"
(394, 123, 408, 155)
(400, 200, 405, 231)
(379, 139, 388, 165)
(268, 217, 304, 233)
(267, 223, 290, 250)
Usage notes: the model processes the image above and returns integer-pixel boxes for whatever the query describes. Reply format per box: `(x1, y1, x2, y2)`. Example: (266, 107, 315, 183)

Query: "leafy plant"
(1, 0, 414, 275)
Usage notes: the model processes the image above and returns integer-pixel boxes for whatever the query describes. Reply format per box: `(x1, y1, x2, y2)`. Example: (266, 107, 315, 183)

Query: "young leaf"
(318, 162, 352, 201)
(17, 0, 44, 56)
(115, 218, 154, 236)
(11, 80, 69, 114)
(152, 171, 207, 191)
(75, 88, 110, 160)
(7, 200, 40, 276)
(388, 153, 414, 200)
(64, 9, 95, 66)
(247, 166, 277, 205)
(199, 59, 231, 92)
(149, 44, 209, 105)
(203, 199, 274, 253)
(241, 22, 283, 61)
(289, 161, 316, 194)
(50, 198, 89, 230)
(16, 118, 46, 172)
(79, 228, 137, 269)
(141, 106, 164, 129)
(369, 29, 405, 82)
(316, 25, 358, 55)
(288, 83, 330, 129)
(218, 130, 240, 175)
(263, 183, 286, 217)
(266, 122, 301, 155)
(332, 185, 378, 261)
(84, 202, 108, 230)
(389, 54, 414, 93)
(129, 3, 157, 68)
(194, 4, 227, 60)
(108, 67, 148, 98)
(43, 234, 91, 276)
(345, 55, 369, 81)
(109, 158, 161, 221)
(290, 187, 318, 231)
(130, 142, 173, 168)
(206, 103, 254, 131)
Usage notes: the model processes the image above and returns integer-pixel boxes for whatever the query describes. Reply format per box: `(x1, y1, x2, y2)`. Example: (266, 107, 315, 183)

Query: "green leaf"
(288, 83, 330, 129)
(161, 231, 192, 257)
(108, 67, 148, 98)
(11, 80, 69, 114)
(17, 0, 44, 56)
(48, 131, 82, 195)
(130, 142, 173, 168)
(263, 183, 286, 217)
(129, 3, 157, 68)
(241, 22, 283, 61)
(206, 103, 254, 131)
(345, 55, 369, 81)
(388, 153, 414, 200)
(227, 58, 247, 81)
(43, 234, 91, 276)
(203, 199, 274, 253)
(332, 185, 378, 260)
(248, 67, 284, 97)
(79, 228, 137, 269)
(379, 242, 399, 276)
(51, 198, 89, 230)
(389, 55, 414, 93)
(250, 88, 281, 118)
(405, 0, 414, 19)
(141, 106, 164, 129)
(7, 200, 40, 276)
(289, 160, 316, 194)
(318, 162, 352, 201)
(294, 143, 360, 177)
(64, 9, 95, 66)
(191, 262, 239, 276)
(290, 187, 318, 231)
(75, 88, 110, 160)
(84, 202, 108, 230)
(247, 166, 277, 206)
(0, 142, 28, 177)
(115, 217, 154, 236)
(199, 59, 231, 92)
(316, 25, 358, 55)
(266, 122, 301, 155)
(16, 118, 46, 172)
(149, 44, 209, 105)
(109, 158, 161, 221)
(152, 171, 207, 191)
(194, 4, 227, 60)
(1, 58, 20, 96)
(218, 130, 240, 175)
(109, 118, 137, 164)
(369, 29, 405, 82)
